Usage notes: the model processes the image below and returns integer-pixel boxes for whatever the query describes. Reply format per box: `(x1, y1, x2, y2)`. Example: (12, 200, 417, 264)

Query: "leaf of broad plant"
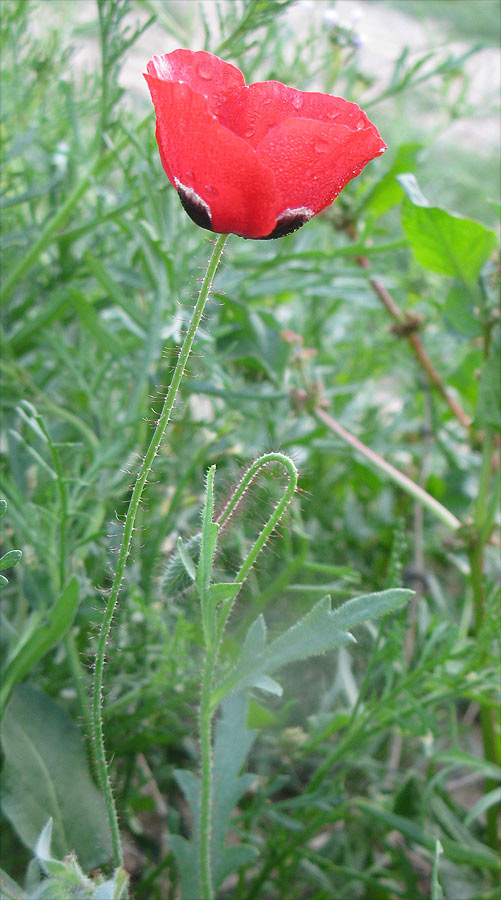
(171, 693, 257, 897)
(399, 174, 496, 282)
(444, 284, 482, 337)
(212, 590, 411, 707)
(364, 142, 422, 217)
(0, 578, 79, 715)
(475, 324, 501, 428)
(0, 869, 28, 900)
(0, 685, 112, 870)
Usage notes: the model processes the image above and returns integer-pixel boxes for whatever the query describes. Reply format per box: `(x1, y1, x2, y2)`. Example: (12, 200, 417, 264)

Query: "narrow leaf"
(0, 577, 79, 715)
(176, 537, 196, 582)
(0, 550, 22, 573)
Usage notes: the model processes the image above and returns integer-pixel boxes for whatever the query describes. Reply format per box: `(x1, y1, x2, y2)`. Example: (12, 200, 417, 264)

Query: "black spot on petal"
(261, 210, 311, 240)
(177, 185, 213, 232)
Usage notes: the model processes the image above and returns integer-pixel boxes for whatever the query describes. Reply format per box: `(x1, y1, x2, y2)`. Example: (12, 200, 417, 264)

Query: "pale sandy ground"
(30, 0, 500, 154)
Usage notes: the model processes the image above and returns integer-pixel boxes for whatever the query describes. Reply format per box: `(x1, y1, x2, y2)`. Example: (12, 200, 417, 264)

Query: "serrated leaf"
(171, 693, 257, 895)
(212, 590, 411, 707)
(248, 674, 283, 696)
(206, 582, 242, 608)
(1, 685, 112, 870)
(211, 693, 257, 887)
(399, 174, 496, 282)
(0, 577, 79, 715)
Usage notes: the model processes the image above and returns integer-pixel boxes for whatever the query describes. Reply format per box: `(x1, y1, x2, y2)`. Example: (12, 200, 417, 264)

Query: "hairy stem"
(216, 452, 299, 641)
(198, 452, 298, 896)
(92, 233, 229, 868)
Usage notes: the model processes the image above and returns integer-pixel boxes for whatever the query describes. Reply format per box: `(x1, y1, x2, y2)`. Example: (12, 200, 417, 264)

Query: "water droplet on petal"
(355, 120, 365, 130)
(204, 184, 219, 196)
(292, 94, 303, 110)
(314, 138, 330, 153)
(245, 127, 255, 138)
(326, 110, 340, 120)
(197, 61, 213, 80)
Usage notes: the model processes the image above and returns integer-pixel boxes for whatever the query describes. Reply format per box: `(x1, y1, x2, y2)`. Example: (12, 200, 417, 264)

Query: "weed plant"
(0, 2, 499, 899)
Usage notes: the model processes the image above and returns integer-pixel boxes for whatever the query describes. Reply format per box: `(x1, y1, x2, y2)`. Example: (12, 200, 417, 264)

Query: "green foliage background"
(1, 1, 499, 898)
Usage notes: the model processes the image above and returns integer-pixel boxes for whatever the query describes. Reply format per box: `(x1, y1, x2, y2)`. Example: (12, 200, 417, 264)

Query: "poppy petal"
(147, 49, 244, 116)
(144, 74, 279, 238)
(217, 80, 375, 147)
(256, 116, 385, 218)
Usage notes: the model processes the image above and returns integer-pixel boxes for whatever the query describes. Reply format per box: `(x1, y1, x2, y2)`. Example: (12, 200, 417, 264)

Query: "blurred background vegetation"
(1, 1, 499, 898)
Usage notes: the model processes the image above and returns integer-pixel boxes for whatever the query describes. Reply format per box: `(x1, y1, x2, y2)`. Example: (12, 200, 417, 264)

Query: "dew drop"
(355, 120, 365, 130)
(326, 111, 339, 120)
(292, 94, 303, 110)
(314, 138, 329, 153)
(204, 184, 219, 196)
(197, 61, 213, 80)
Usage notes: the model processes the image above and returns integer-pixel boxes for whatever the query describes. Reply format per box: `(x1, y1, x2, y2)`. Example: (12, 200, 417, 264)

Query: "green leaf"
(212, 590, 411, 707)
(0, 577, 79, 715)
(364, 142, 422, 217)
(431, 840, 444, 900)
(475, 324, 501, 428)
(196, 466, 219, 598)
(206, 582, 242, 608)
(399, 174, 496, 282)
(176, 536, 196, 582)
(0, 868, 28, 900)
(356, 800, 501, 871)
(170, 693, 257, 896)
(0, 549, 22, 573)
(444, 284, 482, 337)
(0, 685, 112, 870)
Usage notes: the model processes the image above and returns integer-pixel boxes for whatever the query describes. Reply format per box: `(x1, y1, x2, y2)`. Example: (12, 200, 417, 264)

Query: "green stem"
(199, 649, 217, 900)
(468, 427, 500, 851)
(314, 407, 460, 532)
(91, 233, 229, 868)
(216, 452, 298, 642)
(198, 452, 298, 895)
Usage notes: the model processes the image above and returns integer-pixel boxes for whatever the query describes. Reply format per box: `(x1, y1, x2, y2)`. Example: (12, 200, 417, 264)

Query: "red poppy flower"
(145, 50, 386, 240)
